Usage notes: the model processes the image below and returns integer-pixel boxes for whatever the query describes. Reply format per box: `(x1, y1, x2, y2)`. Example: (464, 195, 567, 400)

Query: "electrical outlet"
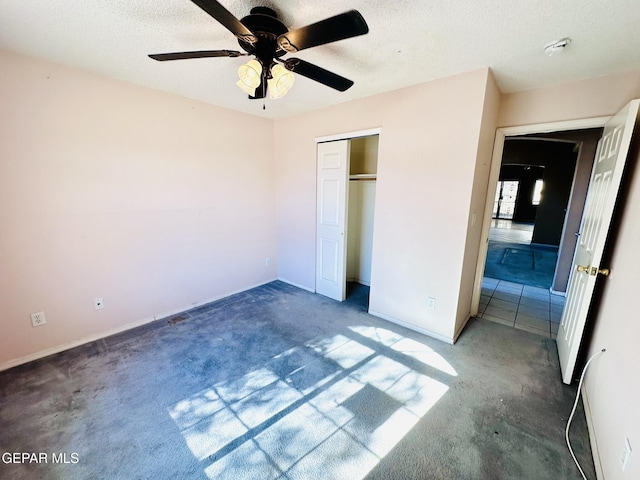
(265, 257, 271, 266)
(621, 438, 632, 471)
(427, 297, 436, 310)
(94, 297, 104, 310)
(31, 311, 46, 327)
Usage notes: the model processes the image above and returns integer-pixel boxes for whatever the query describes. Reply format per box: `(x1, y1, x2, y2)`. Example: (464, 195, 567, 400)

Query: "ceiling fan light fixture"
(268, 64, 295, 99)
(235, 79, 257, 95)
(237, 59, 262, 94)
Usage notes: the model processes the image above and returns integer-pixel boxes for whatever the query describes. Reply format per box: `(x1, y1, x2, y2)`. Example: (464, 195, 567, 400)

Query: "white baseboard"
(0, 316, 164, 372)
(453, 315, 472, 343)
(0, 278, 278, 372)
(278, 277, 315, 293)
(581, 386, 604, 480)
(368, 310, 454, 345)
(550, 288, 567, 297)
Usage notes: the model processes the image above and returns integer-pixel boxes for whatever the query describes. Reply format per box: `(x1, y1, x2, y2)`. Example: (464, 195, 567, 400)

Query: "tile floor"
(478, 277, 565, 339)
(489, 219, 534, 244)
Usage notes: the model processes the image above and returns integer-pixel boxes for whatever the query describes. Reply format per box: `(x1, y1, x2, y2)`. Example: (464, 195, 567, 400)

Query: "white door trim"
(315, 127, 382, 299)
(315, 127, 382, 143)
(471, 116, 611, 316)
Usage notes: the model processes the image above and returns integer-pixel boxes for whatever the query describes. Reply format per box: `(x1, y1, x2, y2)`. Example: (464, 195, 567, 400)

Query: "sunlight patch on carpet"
(390, 338, 458, 377)
(351, 326, 458, 377)
(169, 329, 451, 479)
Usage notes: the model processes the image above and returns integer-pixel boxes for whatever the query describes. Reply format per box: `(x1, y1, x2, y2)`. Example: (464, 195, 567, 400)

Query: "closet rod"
(349, 174, 377, 181)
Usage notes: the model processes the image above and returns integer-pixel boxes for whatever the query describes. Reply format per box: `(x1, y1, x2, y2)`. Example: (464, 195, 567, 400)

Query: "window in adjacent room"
(532, 179, 544, 206)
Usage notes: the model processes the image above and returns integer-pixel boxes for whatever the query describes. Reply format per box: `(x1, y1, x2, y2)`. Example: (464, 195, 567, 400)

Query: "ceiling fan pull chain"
(263, 76, 267, 110)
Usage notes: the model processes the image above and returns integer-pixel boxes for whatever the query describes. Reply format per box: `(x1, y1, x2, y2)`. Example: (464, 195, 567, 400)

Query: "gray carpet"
(0, 281, 594, 479)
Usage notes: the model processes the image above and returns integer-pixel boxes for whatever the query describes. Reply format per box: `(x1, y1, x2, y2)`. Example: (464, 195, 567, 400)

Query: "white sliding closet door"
(316, 140, 350, 301)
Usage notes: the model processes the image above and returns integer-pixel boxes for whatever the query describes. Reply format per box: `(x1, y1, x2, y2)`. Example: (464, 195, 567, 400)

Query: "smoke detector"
(544, 37, 571, 56)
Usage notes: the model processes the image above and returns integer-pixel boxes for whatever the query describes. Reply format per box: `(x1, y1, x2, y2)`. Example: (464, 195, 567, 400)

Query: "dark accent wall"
(502, 139, 578, 246)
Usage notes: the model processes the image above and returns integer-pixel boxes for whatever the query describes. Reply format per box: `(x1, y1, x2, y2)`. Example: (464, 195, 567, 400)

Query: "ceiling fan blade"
(277, 10, 368, 53)
(284, 58, 354, 92)
(191, 0, 257, 44)
(148, 50, 245, 61)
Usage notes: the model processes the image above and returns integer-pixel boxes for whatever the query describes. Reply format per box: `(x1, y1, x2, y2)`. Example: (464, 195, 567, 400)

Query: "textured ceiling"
(1, 0, 639, 119)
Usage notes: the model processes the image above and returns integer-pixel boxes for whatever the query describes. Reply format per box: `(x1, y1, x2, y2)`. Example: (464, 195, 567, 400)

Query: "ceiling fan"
(148, 0, 369, 101)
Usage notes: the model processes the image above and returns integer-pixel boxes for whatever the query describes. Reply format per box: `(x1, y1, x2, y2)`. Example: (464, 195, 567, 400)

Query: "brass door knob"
(576, 265, 610, 276)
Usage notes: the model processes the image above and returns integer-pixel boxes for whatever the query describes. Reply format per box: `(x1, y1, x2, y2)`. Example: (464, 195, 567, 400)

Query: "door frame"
(314, 127, 382, 296)
(471, 117, 611, 316)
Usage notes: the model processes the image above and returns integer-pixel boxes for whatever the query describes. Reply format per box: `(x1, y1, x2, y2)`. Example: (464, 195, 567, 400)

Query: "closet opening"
(345, 135, 378, 308)
(315, 131, 379, 308)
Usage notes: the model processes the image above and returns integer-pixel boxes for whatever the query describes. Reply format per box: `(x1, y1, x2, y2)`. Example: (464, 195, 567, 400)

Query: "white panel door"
(557, 99, 639, 384)
(316, 140, 350, 301)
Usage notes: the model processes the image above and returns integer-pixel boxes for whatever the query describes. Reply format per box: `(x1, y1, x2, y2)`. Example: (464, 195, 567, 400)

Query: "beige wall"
(454, 70, 501, 338)
(346, 181, 376, 285)
(0, 50, 277, 368)
(274, 68, 496, 341)
(498, 70, 640, 127)
(497, 72, 640, 480)
(583, 136, 640, 480)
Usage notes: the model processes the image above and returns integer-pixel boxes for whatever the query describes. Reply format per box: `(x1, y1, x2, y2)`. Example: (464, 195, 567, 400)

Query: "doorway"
(315, 130, 380, 308)
(475, 101, 640, 387)
(473, 123, 606, 340)
(480, 139, 579, 339)
(485, 139, 580, 291)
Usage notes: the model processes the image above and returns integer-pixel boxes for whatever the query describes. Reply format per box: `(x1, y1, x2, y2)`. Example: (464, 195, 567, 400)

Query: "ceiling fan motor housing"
(239, 7, 288, 69)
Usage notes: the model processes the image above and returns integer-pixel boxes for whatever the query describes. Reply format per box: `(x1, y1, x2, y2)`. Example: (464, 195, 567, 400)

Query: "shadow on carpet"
(0, 281, 594, 480)
(484, 241, 558, 288)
